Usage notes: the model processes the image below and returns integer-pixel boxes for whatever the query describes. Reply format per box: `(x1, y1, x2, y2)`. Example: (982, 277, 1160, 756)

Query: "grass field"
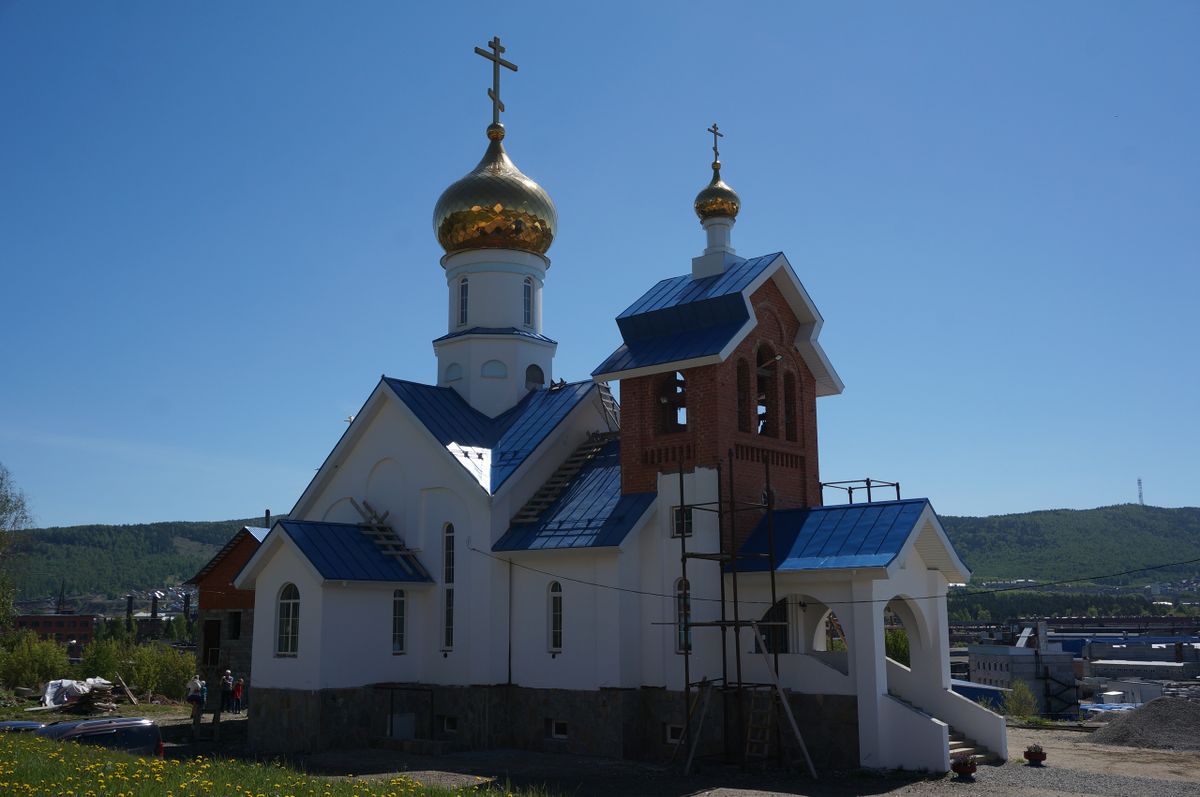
(0, 733, 547, 797)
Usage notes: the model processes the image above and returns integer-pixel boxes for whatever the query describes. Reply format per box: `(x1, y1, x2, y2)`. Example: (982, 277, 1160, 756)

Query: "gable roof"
(591, 252, 842, 395)
(493, 439, 656, 551)
(184, 525, 270, 586)
(274, 520, 433, 583)
(735, 499, 969, 580)
(384, 378, 596, 493)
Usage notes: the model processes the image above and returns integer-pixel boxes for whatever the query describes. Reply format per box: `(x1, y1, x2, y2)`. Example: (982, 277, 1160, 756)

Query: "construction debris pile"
(39, 678, 118, 715)
(1092, 697, 1200, 751)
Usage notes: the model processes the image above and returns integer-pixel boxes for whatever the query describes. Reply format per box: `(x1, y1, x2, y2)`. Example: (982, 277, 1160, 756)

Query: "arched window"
(525, 364, 545, 390)
(736, 359, 751, 433)
(784, 371, 798, 442)
(276, 583, 299, 657)
(443, 523, 455, 650)
(444, 362, 463, 383)
(458, 278, 469, 326)
(675, 578, 692, 653)
(392, 590, 406, 654)
(658, 371, 687, 433)
(756, 345, 778, 437)
(548, 581, 563, 653)
(481, 359, 508, 378)
(523, 277, 533, 327)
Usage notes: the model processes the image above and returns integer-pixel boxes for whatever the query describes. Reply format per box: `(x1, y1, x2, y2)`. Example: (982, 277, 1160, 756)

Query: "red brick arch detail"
(618, 277, 822, 549)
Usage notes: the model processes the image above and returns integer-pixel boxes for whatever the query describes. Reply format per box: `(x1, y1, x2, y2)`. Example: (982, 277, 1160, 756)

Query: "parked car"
(35, 717, 164, 757)
(0, 720, 46, 733)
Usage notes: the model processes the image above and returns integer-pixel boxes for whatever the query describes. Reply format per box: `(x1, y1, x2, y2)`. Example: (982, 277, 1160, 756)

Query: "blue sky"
(1, 2, 1196, 527)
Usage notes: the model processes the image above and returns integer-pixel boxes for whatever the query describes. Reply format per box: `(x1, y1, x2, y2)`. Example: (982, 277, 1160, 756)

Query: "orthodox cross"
(474, 36, 518, 126)
(707, 122, 723, 162)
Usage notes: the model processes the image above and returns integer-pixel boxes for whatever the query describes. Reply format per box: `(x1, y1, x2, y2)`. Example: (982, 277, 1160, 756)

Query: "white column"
(847, 579, 886, 768)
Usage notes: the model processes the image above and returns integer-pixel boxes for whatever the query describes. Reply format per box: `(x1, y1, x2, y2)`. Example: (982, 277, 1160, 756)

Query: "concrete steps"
(888, 692, 1000, 764)
(949, 729, 1001, 763)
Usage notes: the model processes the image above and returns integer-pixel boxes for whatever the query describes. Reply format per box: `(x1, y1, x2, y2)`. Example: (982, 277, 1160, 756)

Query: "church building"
(234, 38, 1006, 772)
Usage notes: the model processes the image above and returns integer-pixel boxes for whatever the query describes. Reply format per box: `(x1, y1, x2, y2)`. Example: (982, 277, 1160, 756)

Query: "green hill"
(7, 518, 266, 600)
(940, 504, 1200, 585)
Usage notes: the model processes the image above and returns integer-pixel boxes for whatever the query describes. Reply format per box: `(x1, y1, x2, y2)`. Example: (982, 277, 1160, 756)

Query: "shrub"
(77, 639, 195, 699)
(885, 627, 910, 666)
(0, 630, 68, 689)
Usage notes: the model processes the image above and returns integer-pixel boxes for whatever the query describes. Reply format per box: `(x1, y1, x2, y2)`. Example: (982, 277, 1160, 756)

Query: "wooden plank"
(115, 673, 138, 705)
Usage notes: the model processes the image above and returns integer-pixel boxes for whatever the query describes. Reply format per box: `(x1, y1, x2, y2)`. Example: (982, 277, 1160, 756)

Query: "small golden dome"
(694, 161, 740, 221)
(433, 124, 557, 256)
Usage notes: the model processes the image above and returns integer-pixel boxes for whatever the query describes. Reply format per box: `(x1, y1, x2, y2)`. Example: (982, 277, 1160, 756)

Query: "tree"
(0, 463, 32, 533)
(0, 463, 34, 629)
(1002, 679, 1039, 719)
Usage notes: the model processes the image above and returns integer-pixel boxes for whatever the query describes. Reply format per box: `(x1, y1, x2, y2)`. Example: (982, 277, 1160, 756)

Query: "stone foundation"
(248, 683, 858, 769)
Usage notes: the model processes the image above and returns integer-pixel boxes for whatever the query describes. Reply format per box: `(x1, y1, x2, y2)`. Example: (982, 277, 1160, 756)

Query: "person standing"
(232, 678, 244, 714)
(219, 669, 234, 713)
(186, 675, 202, 721)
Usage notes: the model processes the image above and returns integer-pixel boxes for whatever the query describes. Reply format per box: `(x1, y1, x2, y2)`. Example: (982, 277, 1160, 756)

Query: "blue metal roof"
(735, 499, 931, 572)
(432, 326, 557, 345)
(277, 520, 432, 583)
(494, 439, 656, 551)
(617, 253, 782, 318)
(384, 378, 596, 492)
(592, 253, 782, 377)
(593, 319, 748, 376)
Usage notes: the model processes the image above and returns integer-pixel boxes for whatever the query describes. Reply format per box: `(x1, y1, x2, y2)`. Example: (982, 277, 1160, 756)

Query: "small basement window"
(664, 723, 685, 744)
(440, 715, 458, 734)
(545, 719, 569, 740)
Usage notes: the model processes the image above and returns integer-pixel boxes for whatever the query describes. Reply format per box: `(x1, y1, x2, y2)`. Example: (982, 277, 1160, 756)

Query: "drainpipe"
(506, 558, 513, 685)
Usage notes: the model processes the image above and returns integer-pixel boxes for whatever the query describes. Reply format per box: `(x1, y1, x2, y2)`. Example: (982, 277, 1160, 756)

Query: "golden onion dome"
(693, 160, 740, 221)
(433, 123, 557, 256)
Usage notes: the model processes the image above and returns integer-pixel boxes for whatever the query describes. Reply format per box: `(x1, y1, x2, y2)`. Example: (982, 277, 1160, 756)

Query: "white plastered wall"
(434, 335, 556, 418)
(247, 538, 326, 690)
(632, 468, 724, 690)
(507, 549, 624, 689)
(316, 581, 437, 688)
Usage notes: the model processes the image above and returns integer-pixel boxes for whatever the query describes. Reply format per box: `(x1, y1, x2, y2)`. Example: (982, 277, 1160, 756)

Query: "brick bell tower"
(592, 125, 844, 545)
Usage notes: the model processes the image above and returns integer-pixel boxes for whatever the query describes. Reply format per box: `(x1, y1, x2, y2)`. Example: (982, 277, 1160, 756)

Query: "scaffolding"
(670, 448, 817, 779)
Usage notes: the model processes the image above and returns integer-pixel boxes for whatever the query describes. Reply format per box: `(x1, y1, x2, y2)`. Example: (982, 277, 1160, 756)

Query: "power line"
(468, 545, 1200, 608)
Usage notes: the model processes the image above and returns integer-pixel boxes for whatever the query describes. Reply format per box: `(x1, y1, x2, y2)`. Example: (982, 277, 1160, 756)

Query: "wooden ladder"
(749, 622, 818, 779)
(743, 686, 775, 763)
(597, 381, 620, 430)
(510, 431, 618, 524)
(351, 498, 430, 580)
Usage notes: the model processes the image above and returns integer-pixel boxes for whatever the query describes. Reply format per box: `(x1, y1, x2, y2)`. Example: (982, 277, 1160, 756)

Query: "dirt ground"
(1003, 726, 1200, 784)
(162, 713, 1200, 797)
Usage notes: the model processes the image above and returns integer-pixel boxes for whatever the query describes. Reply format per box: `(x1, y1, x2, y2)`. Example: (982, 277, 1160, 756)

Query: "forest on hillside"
(8, 518, 263, 600)
(939, 504, 1200, 585)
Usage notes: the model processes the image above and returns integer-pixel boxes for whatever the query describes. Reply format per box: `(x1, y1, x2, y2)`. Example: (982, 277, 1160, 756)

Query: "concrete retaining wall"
(249, 683, 858, 769)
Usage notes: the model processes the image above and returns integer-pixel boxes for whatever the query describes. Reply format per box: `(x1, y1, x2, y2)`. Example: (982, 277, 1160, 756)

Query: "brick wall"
(195, 534, 260, 612)
(619, 277, 823, 549)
